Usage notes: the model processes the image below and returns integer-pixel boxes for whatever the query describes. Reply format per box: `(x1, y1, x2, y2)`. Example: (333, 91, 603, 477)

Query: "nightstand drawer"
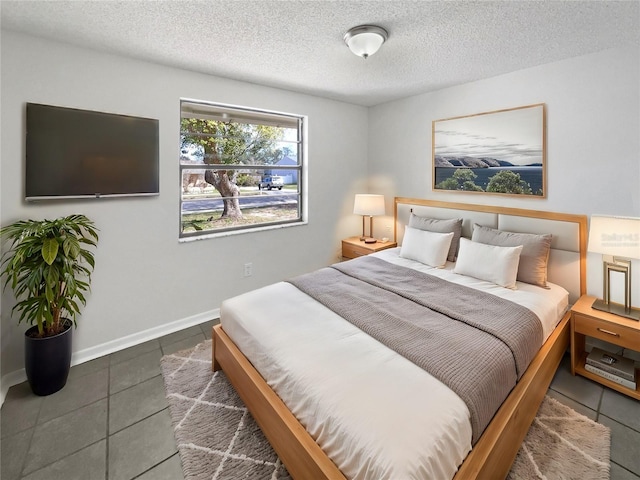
(573, 313, 640, 350)
(342, 243, 369, 259)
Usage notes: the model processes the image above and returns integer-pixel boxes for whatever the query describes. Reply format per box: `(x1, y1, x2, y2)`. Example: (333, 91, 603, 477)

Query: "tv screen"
(25, 103, 159, 200)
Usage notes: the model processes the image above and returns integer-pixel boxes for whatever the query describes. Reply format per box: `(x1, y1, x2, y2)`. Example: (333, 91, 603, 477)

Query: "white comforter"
(220, 249, 568, 480)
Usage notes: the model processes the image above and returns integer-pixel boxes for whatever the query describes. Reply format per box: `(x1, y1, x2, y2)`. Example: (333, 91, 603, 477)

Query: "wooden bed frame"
(212, 198, 587, 480)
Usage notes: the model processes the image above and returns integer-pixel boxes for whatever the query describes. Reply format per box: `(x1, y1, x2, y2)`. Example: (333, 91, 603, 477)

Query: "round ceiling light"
(343, 25, 389, 59)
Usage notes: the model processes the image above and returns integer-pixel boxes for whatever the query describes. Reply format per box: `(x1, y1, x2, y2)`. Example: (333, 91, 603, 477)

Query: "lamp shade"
(588, 215, 640, 259)
(344, 25, 388, 59)
(353, 194, 385, 216)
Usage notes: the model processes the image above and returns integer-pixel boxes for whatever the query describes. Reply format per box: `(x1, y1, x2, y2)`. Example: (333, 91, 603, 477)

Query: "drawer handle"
(597, 327, 620, 337)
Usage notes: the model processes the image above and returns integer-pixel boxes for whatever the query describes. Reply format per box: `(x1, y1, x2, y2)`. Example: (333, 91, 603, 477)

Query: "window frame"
(179, 99, 306, 240)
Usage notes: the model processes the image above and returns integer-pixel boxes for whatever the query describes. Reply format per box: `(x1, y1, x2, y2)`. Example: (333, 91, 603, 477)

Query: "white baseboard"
(0, 369, 29, 406)
(0, 309, 219, 406)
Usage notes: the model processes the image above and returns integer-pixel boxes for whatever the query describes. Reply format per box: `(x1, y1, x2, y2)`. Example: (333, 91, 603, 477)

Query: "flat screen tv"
(25, 103, 159, 200)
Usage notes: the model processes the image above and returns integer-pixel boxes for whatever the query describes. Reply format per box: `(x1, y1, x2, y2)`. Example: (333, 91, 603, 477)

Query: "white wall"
(368, 46, 640, 303)
(0, 31, 369, 389)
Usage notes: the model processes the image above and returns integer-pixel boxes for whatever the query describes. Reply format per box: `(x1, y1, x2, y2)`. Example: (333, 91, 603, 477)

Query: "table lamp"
(587, 214, 640, 320)
(353, 194, 385, 243)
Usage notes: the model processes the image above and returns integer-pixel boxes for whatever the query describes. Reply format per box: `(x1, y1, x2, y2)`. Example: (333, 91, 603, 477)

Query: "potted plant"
(0, 214, 98, 395)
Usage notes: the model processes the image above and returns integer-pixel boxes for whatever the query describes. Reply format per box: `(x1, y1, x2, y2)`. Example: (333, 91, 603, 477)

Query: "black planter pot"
(24, 320, 73, 396)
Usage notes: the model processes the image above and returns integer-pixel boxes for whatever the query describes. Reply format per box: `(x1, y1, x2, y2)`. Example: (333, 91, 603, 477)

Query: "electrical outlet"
(243, 262, 253, 277)
(386, 224, 392, 232)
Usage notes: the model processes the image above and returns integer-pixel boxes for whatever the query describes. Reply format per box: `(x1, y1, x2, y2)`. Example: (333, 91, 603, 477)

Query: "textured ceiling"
(1, 1, 639, 106)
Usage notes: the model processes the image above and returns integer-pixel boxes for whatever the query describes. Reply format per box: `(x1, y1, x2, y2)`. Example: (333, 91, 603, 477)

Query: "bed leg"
(212, 326, 221, 372)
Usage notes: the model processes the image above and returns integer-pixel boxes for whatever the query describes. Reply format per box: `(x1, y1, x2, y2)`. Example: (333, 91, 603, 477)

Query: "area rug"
(161, 340, 611, 480)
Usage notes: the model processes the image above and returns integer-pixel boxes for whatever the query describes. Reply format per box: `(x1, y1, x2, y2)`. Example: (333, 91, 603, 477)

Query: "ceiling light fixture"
(343, 25, 388, 59)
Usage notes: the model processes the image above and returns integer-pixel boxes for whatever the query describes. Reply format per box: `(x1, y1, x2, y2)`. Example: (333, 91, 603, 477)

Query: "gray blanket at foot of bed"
(288, 256, 542, 444)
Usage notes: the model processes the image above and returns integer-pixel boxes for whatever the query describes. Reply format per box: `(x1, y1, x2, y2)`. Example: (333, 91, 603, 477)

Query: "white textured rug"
(507, 394, 611, 479)
(161, 340, 610, 480)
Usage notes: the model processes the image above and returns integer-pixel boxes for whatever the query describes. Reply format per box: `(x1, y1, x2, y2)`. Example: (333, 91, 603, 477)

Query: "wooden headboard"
(394, 197, 587, 303)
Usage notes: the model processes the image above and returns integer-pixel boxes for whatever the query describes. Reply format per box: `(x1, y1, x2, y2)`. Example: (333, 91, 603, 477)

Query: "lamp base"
(364, 238, 377, 244)
(592, 298, 640, 321)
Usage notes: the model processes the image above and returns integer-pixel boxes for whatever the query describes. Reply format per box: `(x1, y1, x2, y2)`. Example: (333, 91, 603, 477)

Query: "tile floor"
(2, 319, 639, 480)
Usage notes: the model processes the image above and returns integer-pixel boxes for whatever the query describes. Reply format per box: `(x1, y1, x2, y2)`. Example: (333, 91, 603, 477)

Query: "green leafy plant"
(0, 214, 98, 337)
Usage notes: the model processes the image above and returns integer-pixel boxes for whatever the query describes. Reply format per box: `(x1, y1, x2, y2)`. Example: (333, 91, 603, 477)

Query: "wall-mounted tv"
(25, 103, 159, 201)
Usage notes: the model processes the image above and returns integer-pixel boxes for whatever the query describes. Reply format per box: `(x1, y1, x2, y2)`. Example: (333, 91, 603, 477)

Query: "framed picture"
(432, 104, 546, 197)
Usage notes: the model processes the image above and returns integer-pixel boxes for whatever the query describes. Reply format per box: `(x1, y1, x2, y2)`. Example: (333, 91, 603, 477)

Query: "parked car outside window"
(258, 175, 284, 190)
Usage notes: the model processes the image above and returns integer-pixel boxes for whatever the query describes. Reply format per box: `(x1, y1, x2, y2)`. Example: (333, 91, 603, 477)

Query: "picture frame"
(432, 104, 546, 197)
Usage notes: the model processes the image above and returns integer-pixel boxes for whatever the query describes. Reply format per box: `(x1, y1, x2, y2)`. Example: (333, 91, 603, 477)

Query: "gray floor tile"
(600, 389, 640, 432)
(0, 427, 32, 480)
(0, 382, 43, 438)
(546, 389, 598, 420)
(67, 356, 110, 381)
(109, 349, 162, 394)
(23, 399, 108, 475)
(21, 440, 106, 480)
(611, 462, 640, 480)
(136, 453, 184, 480)
(159, 326, 204, 347)
(550, 356, 604, 410)
(109, 339, 160, 366)
(200, 319, 220, 339)
(108, 408, 177, 480)
(600, 415, 640, 476)
(161, 332, 206, 356)
(38, 368, 108, 423)
(109, 375, 168, 434)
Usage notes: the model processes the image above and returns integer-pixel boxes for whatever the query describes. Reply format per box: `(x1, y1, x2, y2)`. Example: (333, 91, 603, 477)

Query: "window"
(180, 100, 304, 239)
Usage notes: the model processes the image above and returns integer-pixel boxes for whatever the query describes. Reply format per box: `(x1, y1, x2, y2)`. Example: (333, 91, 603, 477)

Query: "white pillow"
(453, 238, 523, 289)
(400, 227, 454, 268)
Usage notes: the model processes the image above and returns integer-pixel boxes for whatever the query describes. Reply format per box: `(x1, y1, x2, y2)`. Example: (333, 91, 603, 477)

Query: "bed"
(212, 198, 587, 480)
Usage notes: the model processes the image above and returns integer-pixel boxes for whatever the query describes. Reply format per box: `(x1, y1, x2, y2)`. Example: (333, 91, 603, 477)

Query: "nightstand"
(341, 236, 397, 259)
(570, 294, 640, 399)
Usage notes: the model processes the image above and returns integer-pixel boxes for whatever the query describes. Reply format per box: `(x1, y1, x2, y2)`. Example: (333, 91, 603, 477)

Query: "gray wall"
(0, 31, 369, 392)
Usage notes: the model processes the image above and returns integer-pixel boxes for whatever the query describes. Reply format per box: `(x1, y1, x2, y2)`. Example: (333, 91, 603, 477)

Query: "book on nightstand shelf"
(584, 363, 637, 390)
(586, 347, 636, 382)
